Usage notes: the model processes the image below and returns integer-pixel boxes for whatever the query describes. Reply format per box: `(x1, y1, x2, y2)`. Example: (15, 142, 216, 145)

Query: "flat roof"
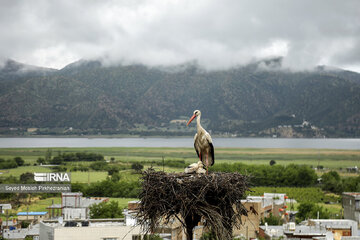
(17, 212, 47, 216)
(42, 219, 126, 228)
(343, 192, 360, 198)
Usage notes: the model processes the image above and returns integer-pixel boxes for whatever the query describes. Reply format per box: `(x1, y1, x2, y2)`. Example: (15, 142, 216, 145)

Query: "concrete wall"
(343, 194, 359, 224)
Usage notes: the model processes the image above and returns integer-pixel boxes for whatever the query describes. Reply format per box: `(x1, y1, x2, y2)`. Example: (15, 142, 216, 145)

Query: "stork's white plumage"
(187, 110, 214, 174)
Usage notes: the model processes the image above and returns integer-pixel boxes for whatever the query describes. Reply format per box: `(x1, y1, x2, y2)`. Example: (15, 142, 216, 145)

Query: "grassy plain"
(0, 147, 359, 168)
(1, 147, 359, 181)
(1, 147, 356, 218)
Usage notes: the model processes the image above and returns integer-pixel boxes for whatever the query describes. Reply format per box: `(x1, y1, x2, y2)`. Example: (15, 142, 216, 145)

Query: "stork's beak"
(187, 114, 196, 126)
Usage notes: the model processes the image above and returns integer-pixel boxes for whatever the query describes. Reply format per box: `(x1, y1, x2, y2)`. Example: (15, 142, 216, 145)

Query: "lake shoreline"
(0, 137, 359, 150)
(0, 134, 358, 139)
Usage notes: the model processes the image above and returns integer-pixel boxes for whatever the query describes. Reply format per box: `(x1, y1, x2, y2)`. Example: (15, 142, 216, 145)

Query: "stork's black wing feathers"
(208, 141, 215, 166)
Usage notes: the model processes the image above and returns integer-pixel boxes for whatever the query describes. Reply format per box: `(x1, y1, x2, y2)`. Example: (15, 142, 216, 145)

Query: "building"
(232, 193, 290, 239)
(39, 219, 142, 240)
(2, 223, 39, 240)
(234, 200, 262, 239)
(343, 192, 360, 225)
(48, 192, 109, 220)
(17, 212, 48, 221)
(0, 204, 12, 214)
(259, 219, 358, 240)
(259, 223, 333, 240)
(1, 219, 21, 230)
(308, 219, 358, 240)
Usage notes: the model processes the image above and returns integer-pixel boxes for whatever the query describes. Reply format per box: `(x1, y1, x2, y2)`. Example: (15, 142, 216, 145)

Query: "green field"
(1, 147, 357, 219)
(1, 147, 359, 167)
(1, 147, 359, 182)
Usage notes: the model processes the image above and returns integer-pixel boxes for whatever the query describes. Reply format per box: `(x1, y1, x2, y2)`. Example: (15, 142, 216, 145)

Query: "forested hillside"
(0, 59, 359, 137)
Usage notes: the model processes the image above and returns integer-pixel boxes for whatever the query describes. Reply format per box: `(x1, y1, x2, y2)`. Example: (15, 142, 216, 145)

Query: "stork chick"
(184, 161, 206, 174)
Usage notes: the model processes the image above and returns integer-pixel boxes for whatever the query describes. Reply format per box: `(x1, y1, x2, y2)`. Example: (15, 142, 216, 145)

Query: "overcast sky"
(1, 0, 359, 72)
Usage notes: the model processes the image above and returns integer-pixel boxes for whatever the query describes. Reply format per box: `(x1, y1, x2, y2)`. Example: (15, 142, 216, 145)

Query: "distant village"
(1, 191, 360, 240)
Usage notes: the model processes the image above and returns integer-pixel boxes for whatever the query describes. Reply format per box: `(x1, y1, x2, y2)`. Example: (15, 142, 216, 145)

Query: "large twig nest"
(137, 169, 251, 240)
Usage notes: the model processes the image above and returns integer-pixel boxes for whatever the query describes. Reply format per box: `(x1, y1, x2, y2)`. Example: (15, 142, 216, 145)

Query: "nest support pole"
(137, 169, 251, 240)
(184, 213, 201, 240)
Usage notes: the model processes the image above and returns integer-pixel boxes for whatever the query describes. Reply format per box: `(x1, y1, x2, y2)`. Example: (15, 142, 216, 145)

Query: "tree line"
(71, 178, 140, 198)
(40, 152, 105, 165)
(211, 163, 318, 187)
(0, 157, 24, 169)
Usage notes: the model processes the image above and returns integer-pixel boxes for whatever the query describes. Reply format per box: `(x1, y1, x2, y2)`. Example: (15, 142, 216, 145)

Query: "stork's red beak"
(187, 114, 196, 126)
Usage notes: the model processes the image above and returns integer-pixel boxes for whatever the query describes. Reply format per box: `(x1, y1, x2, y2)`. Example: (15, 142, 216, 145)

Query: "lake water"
(0, 137, 359, 149)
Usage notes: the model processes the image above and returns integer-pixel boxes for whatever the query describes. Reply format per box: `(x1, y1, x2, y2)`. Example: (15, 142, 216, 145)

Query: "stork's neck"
(196, 115, 204, 133)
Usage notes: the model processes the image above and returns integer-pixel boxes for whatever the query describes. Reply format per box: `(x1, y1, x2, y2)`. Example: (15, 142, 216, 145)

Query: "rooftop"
(3, 224, 39, 239)
(343, 192, 360, 199)
(17, 211, 47, 216)
(309, 219, 358, 234)
(42, 219, 126, 228)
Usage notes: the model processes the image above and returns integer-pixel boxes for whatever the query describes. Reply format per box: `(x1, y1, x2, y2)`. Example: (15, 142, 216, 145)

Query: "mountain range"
(0, 59, 359, 137)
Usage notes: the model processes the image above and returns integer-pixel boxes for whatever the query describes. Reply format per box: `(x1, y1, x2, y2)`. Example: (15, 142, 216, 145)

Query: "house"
(39, 219, 142, 240)
(49, 192, 109, 220)
(308, 219, 358, 240)
(259, 219, 358, 240)
(343, 192, 360, 225)
(0, 204, 12, 214)
(259, 223, 333, 240)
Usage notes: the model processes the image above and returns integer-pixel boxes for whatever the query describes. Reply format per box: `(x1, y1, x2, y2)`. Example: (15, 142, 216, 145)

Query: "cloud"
(1, 0, 359, 71)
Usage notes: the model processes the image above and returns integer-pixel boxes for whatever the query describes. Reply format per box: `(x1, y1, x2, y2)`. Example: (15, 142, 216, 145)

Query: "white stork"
(187, 110, 214, 174)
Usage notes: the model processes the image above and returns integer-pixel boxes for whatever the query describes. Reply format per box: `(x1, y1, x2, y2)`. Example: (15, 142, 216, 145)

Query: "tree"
(37, 157, 46, 165)
(51, 156, 63, 165)
(90, 161, 107, 171)
(107, 166, 120, 176)
(89, 201, 123, 219)
(261, 213, 282, 225)
(14, 157, 24, 166)
(297, 202, 330, 221)
(20, 172, 34, 183)
(131, 163, 144, 172)
(321, 171, 343, 194)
